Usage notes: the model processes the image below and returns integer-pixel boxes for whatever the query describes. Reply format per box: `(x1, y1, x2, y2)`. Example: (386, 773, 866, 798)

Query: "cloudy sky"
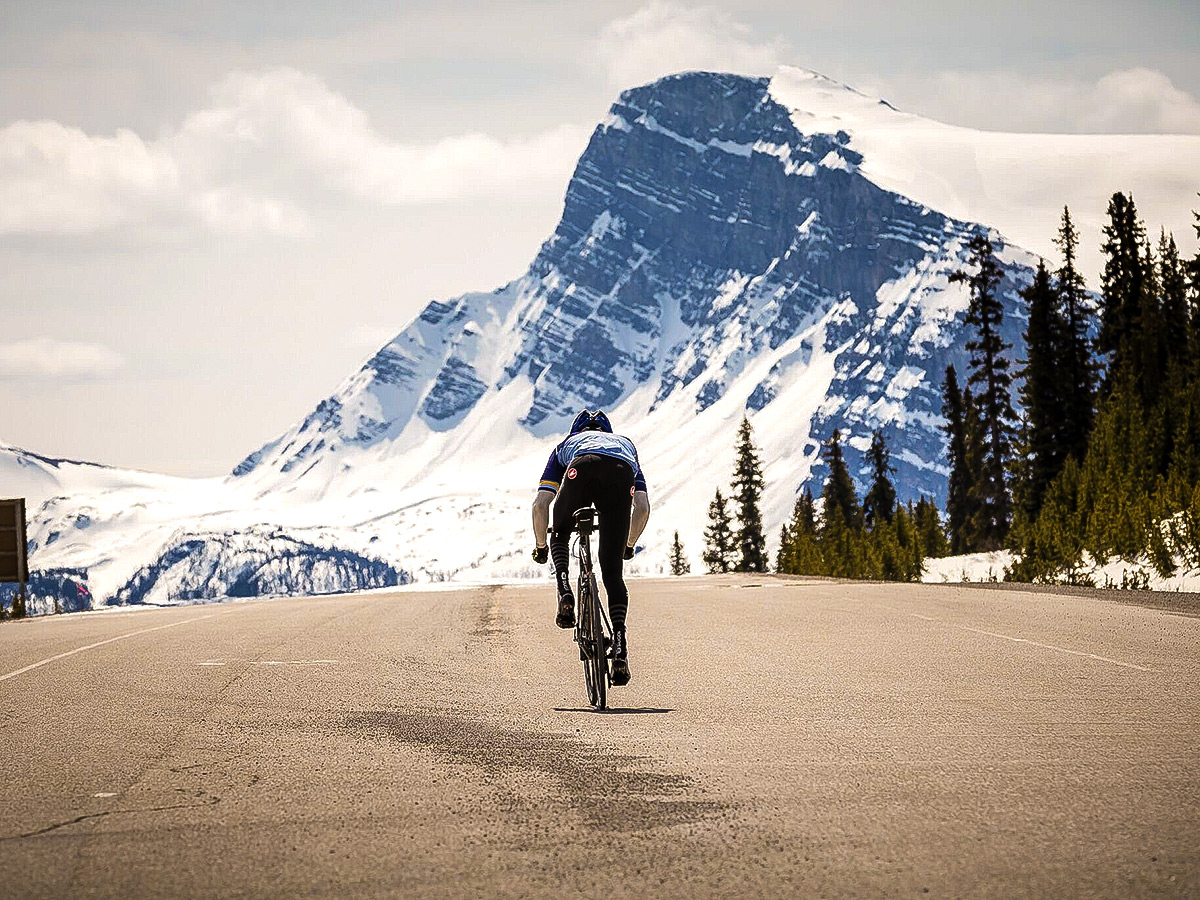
(3, 1, 1199, 476)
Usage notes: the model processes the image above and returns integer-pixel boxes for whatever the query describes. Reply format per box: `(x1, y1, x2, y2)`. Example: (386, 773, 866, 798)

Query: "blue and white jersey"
(538, 432, 647, 495)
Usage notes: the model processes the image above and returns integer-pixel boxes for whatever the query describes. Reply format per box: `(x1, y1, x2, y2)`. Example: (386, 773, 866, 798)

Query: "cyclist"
(531, 409, 650, 686)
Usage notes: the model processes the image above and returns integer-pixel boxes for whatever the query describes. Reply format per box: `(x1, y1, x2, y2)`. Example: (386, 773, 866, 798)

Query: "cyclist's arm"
(627, 455, 650, 549)
(532, 491, 552, 548)
(628, 490, 650, 548)
(533, 449, 563, 548)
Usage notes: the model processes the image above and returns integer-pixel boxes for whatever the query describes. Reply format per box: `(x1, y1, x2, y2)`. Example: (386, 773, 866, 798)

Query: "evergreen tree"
(669, 531, 691, 575)
(781, 488, 824, 575)
(793, 487, 817, 534)
(1079, 382, 1161, 562)
(1006, 456, 1088, 584)
(942, 365, 972, 554)
(1053, 206, 1097, 457)
(959, 385, 989, 551)
(818, 431, 868, 577)
(1016, 260, 1065, 521)
(1138, 236, 1167, 405)
(1099, 192, 1146, 373)
(882, 504, 922, 581)
(1158, 230, 1189, 372)
(950, 234, 1016, 549)
(818, 499, 864, 579)
(1161, 386, 1200, 563)
(731, 417, 768, 572)
(1099, 192, 1165, 405)
(778, 488, 824, 575)
(702, 488, 735, 573)
(819, 429, 862, 529)
(1190, 205, 1200, 375)
(862, 430, 897, 529)
(914, 496, 950, 559)
(775, 524, 792, 573)
(1008, 410, 1034, 542)
(873, 516, 904, 581)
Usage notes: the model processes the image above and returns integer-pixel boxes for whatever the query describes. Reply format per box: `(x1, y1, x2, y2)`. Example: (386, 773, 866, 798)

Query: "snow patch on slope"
(769, 66, 1200, 284)
(0, 441, 198, 512)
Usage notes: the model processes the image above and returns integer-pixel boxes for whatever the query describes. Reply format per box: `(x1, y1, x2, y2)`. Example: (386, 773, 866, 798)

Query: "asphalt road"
(1, 575, 1197, 899)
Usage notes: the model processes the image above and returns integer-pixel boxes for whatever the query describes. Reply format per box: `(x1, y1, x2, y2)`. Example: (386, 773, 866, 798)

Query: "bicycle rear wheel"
(578, 570, 595, 705)
(586, 573, 606, 710)
(577, 577, 606, 709)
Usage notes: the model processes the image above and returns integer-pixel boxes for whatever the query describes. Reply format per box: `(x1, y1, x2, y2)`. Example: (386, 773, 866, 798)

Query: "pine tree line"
(775, 430, 947, 580)
(702, 419, 949, 582)
(695, 192, 1200, 585)
(1010, 193, 1200, 581)
(933, 194, 1200, 581)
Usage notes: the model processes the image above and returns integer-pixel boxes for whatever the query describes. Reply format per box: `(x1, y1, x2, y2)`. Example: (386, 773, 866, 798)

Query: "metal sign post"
(0, 498, 29, 619)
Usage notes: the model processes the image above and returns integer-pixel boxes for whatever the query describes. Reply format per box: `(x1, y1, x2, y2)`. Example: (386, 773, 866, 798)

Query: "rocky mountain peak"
(234, 68, 1034, 524)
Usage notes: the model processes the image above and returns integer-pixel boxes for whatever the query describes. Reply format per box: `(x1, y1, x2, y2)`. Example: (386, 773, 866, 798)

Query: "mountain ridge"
(231, 69, 1030, 512)
(22, 65, 1194, 605)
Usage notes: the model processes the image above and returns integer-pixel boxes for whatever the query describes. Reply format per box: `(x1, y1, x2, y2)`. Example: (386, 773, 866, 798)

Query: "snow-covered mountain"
(2, 439, 409, 605)
(228, 68, 1034, 552)
(14, 67, 1198, 606)
(0, 441, 188, 512)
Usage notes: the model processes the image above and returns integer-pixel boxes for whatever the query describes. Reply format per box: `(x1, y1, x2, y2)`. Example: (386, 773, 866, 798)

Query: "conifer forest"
(703, 193, 1200, 584)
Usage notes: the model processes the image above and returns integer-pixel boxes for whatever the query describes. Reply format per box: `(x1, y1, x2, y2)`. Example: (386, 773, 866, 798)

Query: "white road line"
(910, 613, 1156, 672)
(0, 614, 218, 683)
(195, 659, 340, 667)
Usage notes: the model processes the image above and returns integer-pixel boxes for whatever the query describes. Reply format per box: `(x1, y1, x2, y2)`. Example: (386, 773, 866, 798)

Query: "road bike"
(553, 506, 612, 709)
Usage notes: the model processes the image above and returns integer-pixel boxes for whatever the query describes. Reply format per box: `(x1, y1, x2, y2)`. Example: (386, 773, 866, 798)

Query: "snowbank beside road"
(922, 551, 1014, 584)
(922, 550, 1200, 592)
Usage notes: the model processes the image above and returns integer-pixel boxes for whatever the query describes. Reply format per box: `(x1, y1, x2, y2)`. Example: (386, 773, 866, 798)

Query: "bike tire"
(579, 575, 600, 707)
(588, 573, 607, 710)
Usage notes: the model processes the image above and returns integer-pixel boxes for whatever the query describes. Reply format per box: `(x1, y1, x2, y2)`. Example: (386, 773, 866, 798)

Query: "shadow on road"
(345, 709, 723, 832)
(553, 707, 674, 715)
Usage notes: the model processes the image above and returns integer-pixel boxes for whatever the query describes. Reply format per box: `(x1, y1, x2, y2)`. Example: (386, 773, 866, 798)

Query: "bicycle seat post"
(573, 506, 597, 535)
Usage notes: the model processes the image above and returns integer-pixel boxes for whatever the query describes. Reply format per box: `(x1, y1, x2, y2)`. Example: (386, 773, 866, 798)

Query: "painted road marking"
(910, 613, 1156, 672)
(196, 659, 340, 666)
(0, 614, 219, 683)
(93, 792, 117, 798)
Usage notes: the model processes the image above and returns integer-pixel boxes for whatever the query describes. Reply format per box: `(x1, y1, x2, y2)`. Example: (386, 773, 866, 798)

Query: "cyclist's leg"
(549, 470, 585, 600)
(594, 461, 635, 631)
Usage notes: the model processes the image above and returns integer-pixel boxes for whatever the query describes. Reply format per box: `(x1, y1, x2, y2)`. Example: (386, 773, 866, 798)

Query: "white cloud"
(0, 67, 589, 237)
(1086, 68, 1200, 133)
(596, 2, 789, 89)
(0, 337, 125, 379)
(0, 120, 177, 234)
(862, 68, 1200, 134)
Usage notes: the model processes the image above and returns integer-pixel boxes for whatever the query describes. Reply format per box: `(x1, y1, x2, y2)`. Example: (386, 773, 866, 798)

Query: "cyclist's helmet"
(569, 409, 613, 434)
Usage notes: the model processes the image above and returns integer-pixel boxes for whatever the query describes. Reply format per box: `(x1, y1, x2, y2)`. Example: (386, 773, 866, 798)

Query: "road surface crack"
(6, 797, 221, 840)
